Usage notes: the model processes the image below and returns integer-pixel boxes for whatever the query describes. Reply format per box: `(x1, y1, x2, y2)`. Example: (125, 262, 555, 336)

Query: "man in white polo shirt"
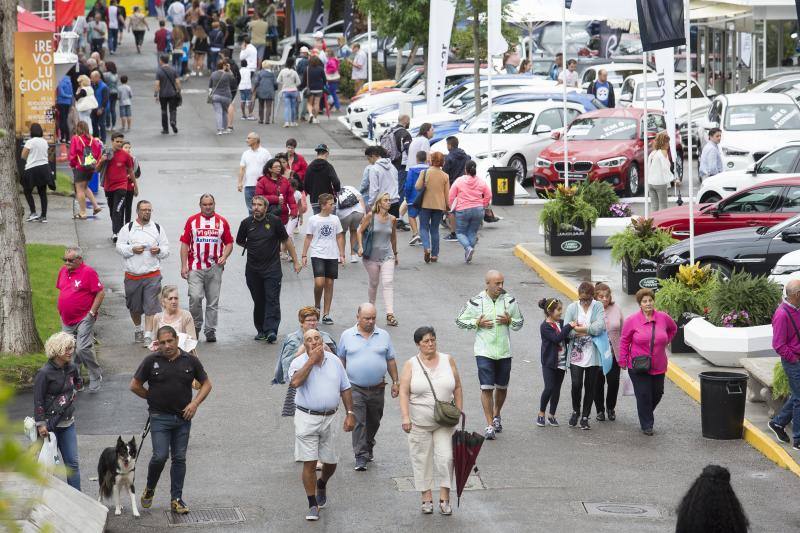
(289, 329, 355, 522)
(237, 132, 271, 214)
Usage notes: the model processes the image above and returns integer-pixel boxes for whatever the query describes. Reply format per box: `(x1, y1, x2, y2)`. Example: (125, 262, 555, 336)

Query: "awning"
(690, 1, 751, 21)
(17, 6, 56, 32)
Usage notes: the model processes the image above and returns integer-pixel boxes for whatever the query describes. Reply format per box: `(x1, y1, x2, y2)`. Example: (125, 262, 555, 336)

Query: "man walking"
(289, 329, 355, 521)
(699, 128, 723, 181)
(349, 43, 367, 93)
(180, 194, 233, 343)
(337, 303, 398, 471)
(248, 10, 269, 65)
(88, 12, 107, 54)
(587, 69, 615, 108)
(769, 279, 800, 451)
(97, 131, 136, 241)
(456, 270, 524, 440)
(57, 246, 105, 393)
(116, 200, 170, 347)
(90, 70, 109, 142)
(238, 132, 272, 214)
(236, 195, 302, 343)
(131, 326, 212, 515)
(155, 53, 181, 134)
(304, 144, 341, 214)
(363, 146, 399, 213)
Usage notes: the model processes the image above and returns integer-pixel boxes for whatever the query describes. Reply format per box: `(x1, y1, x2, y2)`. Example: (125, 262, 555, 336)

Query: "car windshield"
(724, 104, 800, 131)
(566, 117, 638, 140)
(465, 111, 535, 134)
(767, 214, 800, 236)
(396, 69, 421, 90)
(606, 69, 644, 87)
(635, 80, 704, 100)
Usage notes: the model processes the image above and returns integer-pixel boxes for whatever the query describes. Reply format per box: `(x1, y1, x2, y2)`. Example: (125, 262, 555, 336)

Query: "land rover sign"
(561, 240, 582, 253)
(639, 277, 659, 289)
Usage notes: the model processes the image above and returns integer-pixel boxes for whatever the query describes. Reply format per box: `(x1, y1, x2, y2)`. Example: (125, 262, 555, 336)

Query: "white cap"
(300, 46, 310, 54)
(313, 31, 324, 39)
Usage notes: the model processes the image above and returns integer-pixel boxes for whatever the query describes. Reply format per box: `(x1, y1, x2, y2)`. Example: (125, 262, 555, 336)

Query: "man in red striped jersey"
(180, 194, 234, 343)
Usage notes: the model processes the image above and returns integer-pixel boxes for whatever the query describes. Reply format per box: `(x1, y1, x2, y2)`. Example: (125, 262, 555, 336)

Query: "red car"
(533, 108, 683, 197)
(651, 177, 800, 240)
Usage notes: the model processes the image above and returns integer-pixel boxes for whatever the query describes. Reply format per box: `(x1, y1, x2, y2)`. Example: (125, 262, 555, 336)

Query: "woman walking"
(537, 297, 574, 427)
(75, 74, 97, 129)
(448, 160, 491, 263)
(20, 123, 52, 223)
(619, 288, 677, 436)
(208, 60, 235, 135)
(646, 131, 674, 212)
(277, 57, 301, 127)
(563, 282, 606, 430)
(399, 326, 463, 516)
(415, 152, 450, 264)
(325, 54, 341, 112)
(255, 158, 299, 226)
(253, 61, 278, 124)
(337, 184, 365, 262)
(148, 285, 196, 351)
(191, 25, 209, 76)
(593, 282, 624, 422)
(305, 55, 326, 124)
(33, 332, 84, 490)
(103, 61, 119, 130)
(68, 121, 103, 219)
(357, 192, 399, 326)
(127, 6, 149, 53)
(171, 27, 186, 74)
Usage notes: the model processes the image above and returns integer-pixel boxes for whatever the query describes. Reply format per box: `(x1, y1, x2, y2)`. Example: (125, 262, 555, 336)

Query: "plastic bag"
(38, 432, 61, 468)
(622, 370, 635, 397)
(23, 417, 37, 443)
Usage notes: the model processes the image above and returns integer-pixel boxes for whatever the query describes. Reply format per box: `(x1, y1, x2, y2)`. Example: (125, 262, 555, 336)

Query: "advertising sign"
(15, 32, 56, 143)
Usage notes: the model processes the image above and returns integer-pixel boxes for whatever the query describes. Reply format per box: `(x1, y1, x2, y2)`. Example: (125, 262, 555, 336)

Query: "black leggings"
(570, 365, 601, 419)
(24, 185, 47, 217)
(595, 357, 621, 414)
(540, 367, 566, 415)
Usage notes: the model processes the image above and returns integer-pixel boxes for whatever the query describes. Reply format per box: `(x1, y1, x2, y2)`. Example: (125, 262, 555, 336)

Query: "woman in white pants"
(399, 326, 463, 516)
(646, 132, 675, 212)
(357, 193, 399, 327)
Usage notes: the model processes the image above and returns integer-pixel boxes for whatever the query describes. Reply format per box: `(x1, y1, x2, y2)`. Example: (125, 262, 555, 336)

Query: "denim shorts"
(119, 105, 131, 117)
(239, 89, 252, 102)
(476, 356, 512, 390)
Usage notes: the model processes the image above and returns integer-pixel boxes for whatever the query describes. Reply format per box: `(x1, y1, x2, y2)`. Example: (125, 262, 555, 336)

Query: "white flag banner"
(569, 0, 637, 20)
(426, 0, 456, 114)
(654, 47, 678, 162)
(488, 0, 508, 57)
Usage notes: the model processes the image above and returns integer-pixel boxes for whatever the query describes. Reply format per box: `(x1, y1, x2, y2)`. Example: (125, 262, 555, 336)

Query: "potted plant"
(608, 217, 676, 294)
(655, 263, 717, 353)
(539, 184, 598, 256)
(577, 181, 632, 248)
(684, 271, 783, 366)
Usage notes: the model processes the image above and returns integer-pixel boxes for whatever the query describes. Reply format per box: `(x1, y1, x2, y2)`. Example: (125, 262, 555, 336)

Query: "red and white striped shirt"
(180, 213, 234, 271)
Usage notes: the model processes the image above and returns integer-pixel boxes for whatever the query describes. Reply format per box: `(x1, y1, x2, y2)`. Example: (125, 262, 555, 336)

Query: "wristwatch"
(346, 410, 355, 415)
(392, 381, 399, 385)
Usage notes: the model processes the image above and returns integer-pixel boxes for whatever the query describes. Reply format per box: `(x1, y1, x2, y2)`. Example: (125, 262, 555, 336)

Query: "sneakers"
(439, 500, 452, 516)
(465, 247, 474, 263)
(134, 330, 145, 344)
(205, 332, 217, 343)
(87, 375, 103, 393)
(305, 506, 320, 521)
(484, 426, 496, 440)
(421, 501, 434, 514)
(568, 412, 579, 427)
(642, 428, 654, 436)
(321, 315, 334, 325)
(354, 457, 367, 471)
(596, 411, 606, 422)
(171, 498, 189, 514)
(492, 416, 503, 433)
(409, 234, 421, 246)
(27, 213, 40, 222)
(535, 415, 546, 427)
(608, 409, 616, 421)
(141, 488, 155, 508)
(580, 417, 591, 430)
(443, 232, 458, 242)
(793, 441, 800, 451)
(547, 416, 559, 427)
(316, 484, 327, 508)
(143, 334, 153, 348)
(350, 254, 359, 263)
(254, 332, 268, 342)
(265, 332, 278, 344)
(39, 217, 48, 223)
(396, 220, 411, 232)
(769, 421, 791, 444)
(283, 122, 290, 128)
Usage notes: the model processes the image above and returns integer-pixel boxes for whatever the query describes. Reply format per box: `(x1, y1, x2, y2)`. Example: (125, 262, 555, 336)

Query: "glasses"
(62, 257, 80, 262)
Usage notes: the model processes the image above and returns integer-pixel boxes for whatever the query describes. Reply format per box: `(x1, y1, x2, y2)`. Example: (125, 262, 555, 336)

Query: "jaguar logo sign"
(639, 277, 659, 289)
(561, 240, 582, 253)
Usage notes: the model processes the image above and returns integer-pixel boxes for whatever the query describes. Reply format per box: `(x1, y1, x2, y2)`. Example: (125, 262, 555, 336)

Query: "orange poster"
(15, 32, 56, 143)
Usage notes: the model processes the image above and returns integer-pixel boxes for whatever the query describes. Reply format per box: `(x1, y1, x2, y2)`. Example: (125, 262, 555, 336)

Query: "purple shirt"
(619, 310, 677, 375)
(603, 303, 624, 360)
(772, 302, 800, 364)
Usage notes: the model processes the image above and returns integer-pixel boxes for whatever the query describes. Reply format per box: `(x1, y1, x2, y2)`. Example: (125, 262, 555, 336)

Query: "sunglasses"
(62, 257, 80, 262)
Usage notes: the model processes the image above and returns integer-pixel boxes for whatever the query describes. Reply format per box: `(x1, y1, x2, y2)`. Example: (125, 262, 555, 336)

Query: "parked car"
(534, 108, 682, 197)
(278, 20, 343, 56)
(657, 213, 800, 280)
(619, 73, 712, 116)
(695, 142, 800, 203)
(652, 177, 800, 240)
(769, 248, 800, 289)
(747, 72, 800, 94)
(580, 63, 653, 93)
(696, 93, 800, 172)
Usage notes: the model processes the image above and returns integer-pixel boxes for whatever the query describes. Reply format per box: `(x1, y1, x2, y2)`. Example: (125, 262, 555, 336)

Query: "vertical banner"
(654, 47, 677, 162)
(636, 0, 685, 51)
(56, 0, 86, 27)
(342, 0, 355, 41)
(487, 0, 508, 57)
(305, 0, 326, 33)
(15, 32, 56, 143)
(426, 0, 456, 114)
(599, 21, 623, 58)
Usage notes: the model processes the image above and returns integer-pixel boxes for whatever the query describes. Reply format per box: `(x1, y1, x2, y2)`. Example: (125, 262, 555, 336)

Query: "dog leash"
(134, 415, 151, 462)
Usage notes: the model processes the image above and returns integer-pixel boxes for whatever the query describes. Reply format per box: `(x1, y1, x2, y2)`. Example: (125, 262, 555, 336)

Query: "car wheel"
(701, 261, 732, 281)
(700, 192, 722, 204)
(625, 163, 640, 197)
(508, 155, 528, 186)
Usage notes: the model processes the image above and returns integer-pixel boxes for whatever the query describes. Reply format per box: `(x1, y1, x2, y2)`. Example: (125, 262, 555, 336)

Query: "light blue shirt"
(289, 351, 351, 412)
(699, 141, 723, 178)
(337, 326, 397, 387)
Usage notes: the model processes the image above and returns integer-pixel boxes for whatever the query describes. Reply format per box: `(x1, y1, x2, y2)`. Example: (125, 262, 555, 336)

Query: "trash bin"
(89, 171, 99, 194)
(699, 371, 748, 440)
(488, 166, 516, 206)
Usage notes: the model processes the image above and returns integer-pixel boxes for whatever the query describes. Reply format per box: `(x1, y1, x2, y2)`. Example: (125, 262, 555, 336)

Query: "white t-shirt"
(108, 5, 119, 29)
(168, 2, 186, 26)
(335, 186, 365, 219)
(238, 67, 253, 91)
(406, 136, 430, 167)
(240, 44, 258, 71)
(306, 214, 343, 259)
(351, 50, 368, 80)
(24, 137, 49, 170)
(240, 146, 271, 187)
(558, 69, 579, 88)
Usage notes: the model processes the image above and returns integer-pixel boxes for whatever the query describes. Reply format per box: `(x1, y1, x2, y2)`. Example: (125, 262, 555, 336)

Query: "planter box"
(538, 217, 631, 248)
(670, 326, 696, 354)
(621, 257, 659, 295)
(684, 317, 775, 367)
(543, 221, 592, 257)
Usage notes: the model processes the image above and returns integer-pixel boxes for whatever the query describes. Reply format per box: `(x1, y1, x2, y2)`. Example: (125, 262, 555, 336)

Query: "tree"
(0, 4, 43, 355)
(355, 0, 430, 78)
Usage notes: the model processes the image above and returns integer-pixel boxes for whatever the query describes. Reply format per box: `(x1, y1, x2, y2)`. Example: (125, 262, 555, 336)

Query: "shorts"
(294, 409, 339, 464)
(309, 89, 323, 95)
(407, 206, 420, 219)
(119, 105, 131, 118)
(311, 257, 338, 279)
(476, 356, 512, 390)
(338, 211, 363, 232)
(239, 89, 252, 102)
(123, 274, 162, 315)
(72, 168, 94, 183)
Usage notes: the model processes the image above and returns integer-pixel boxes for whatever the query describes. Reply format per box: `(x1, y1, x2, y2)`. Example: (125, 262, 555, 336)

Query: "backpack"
(77, 136, 97, 171)
(337, 187, 359, 209)
(127, 221, 161, 234)
(379, 125, 402, 162)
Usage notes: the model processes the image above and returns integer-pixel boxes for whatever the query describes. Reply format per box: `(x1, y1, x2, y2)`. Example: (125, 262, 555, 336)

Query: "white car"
(697, 93, 800, 172)
(278, 20, 343, 55)
(619, 74, 711, 117)
(431, 101, 585, 185)
(770, 249, 800, 289)
(579, 63, 654, 93)
(696, 141, 800, 204)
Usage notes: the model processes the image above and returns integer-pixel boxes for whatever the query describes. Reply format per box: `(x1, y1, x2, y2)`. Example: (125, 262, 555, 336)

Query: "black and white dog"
(98, 436, 140, 517)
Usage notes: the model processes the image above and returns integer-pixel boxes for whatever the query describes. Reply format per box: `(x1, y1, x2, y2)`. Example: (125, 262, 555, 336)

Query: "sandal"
(73, 213, 87, 220)
(424, 250, 431, 263)
(386, 314, 398, 327)
(430, 256, 438, 263)
(93, 207, 103, 215)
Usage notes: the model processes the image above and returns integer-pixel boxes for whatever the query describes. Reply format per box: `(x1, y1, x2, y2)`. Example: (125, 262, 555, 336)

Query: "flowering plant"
(608, 203, 632, 218)
(720, 310, 752, 328)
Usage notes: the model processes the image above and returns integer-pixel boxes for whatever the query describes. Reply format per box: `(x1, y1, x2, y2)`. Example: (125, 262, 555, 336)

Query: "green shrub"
(577, 181, 619, 218)
(225, 0, 244, 20)
(707, 271, 782, 327)
(539, 184, 598, 231)
(655, 276, 716, 322)
(608, 217, 676, 266)
(338, 59, 389, 99)
(774, 361, 790, 400)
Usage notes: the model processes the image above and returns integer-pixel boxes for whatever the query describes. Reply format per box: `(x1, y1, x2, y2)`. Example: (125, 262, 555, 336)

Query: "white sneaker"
(408, 234, 421, 246)
(283, 122, 289, 128)
(350, 254, 359, 263)
(27, 213, 39, 222)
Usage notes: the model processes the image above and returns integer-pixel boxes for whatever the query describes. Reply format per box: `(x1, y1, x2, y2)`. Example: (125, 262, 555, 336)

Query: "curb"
(513, 243, 800, 479)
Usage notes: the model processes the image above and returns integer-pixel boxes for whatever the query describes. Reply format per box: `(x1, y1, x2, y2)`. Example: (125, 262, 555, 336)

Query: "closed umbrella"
(452, 414, 484, 506)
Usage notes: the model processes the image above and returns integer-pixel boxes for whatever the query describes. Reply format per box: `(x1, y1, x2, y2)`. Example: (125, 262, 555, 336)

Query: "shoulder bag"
(412, 169, 428, 210)
(207, 72, 224, 104)
(361, 213, 375, 257)
(161, 67, 182, 107)
(416, 355, 461, 427)
(630, 321, 656, 374)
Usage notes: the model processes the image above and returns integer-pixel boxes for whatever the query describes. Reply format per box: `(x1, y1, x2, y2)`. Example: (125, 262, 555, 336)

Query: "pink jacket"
(603, 303, 624, 360)
(448, 175, 491, 211)
(68, 134, 102, 171)
(619, 310, 677, 375)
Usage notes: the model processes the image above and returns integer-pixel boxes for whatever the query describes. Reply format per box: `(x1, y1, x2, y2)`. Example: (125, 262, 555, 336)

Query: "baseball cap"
(315, 144, 329, 153)
(313, 31, 324, 39)
(300, 46, 310, 54)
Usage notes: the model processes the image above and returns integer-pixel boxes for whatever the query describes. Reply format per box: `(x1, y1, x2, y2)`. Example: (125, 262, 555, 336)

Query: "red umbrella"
(452, 413, 484, 506)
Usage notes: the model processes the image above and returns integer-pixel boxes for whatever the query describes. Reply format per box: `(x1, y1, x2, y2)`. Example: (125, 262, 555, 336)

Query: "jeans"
(106, 93, 118, 129)
(595, 357, 620, 414)
(455, 207, 483, 252)
(774, 360, 800, 440)
(570, 365, 600, 418)
(54, 423, 81, 490)
(351, 385, 385, 461)
(172, 53, 183, 73)
(91, 109, 107, 142)
(108, 28, 119, 52)
(207, 50, 220, 72)
(628, 372, 665, 430)
(212, 95, 231, 131)
(187, 263, 223, 336)
(62, 315, 102, 384)
(418, 208, 444, 257)
(91, 38, 104, 54)
(255, 44, 266, 66)
(328, 80, 340, 110)
(539, 367, 566, 415)
(107, 189, 128, 236)
(160, 96, 178, 132)
(283, 91, 298, 124)
(146, 413, 192, 500)
(397, 169, 407, 203)
(245, 268, 282, 335)
(244, 186, 256, 215)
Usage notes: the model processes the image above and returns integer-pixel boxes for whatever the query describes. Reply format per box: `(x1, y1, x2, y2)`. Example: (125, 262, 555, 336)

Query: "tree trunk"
(400, 40, 418, 77)
(472, 0, 481, 114)
(0, 4, 43, 355)
(394, 41, 405, 80)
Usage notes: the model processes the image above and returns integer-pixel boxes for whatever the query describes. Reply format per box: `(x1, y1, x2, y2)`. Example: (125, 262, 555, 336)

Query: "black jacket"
(393, 126, 412, 168)
(443, 147, 471, 184)
(540, 320, 573, 369)
(306, 65, 326, 92)
(33, 360, 82, 429)
(587, 80, 615, 108)
(304, 158, 341, 204)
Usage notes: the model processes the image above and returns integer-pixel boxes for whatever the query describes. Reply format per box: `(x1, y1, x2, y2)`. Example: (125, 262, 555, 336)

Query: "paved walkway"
(10, 28, 800, 532)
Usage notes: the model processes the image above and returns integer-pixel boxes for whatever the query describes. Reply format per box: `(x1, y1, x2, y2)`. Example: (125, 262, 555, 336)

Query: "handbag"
(75, 92, 98, 112)
(412, 170, 428, 210)
(161, 66, 182, 107)
(416, 356, 461, 427)
(630, 322, 656, 374)
(361, 213, 375, 257)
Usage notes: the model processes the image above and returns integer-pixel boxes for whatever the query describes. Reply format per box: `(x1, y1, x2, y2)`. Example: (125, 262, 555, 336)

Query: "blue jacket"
(57, 76, 73, 105)
(539, 319, 573, 369)
(404, 163, 428, 208)
(93, 80, 110, 111)
(563, 300, 606, 369)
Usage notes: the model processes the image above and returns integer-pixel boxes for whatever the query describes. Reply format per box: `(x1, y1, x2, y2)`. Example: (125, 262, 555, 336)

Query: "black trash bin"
(488, 166, 516, 206)
(699, 371, 748, 440)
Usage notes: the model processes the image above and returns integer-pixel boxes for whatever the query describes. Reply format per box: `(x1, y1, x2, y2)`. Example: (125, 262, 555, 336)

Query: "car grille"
(753, 152, 767, 162)
(554, 161, 593, 172)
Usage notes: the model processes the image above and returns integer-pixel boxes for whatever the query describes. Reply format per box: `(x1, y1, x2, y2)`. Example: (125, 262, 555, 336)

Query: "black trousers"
(245, 268, 282, 335)
(159, 96, 178, 132)
(570, 365, 600, 419)
(124, 190, 134, 223)
(351, 385, 385, 461)
(628, 372, 665, 431)
(594, 357, 621, 414)
(108, 189, 128, 236)
(57, 103, 72, 142)
(23, 184, 47, 217)
(539, 366, 566, 415)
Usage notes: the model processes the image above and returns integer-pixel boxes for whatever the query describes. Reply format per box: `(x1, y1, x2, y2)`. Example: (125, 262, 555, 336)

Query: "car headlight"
(475, 150, 507, 160)
(597, 157, 626, 168)
(771, 265, 800, 276)
(722, 147, 749, 157)
(535, 157, 552, 168)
